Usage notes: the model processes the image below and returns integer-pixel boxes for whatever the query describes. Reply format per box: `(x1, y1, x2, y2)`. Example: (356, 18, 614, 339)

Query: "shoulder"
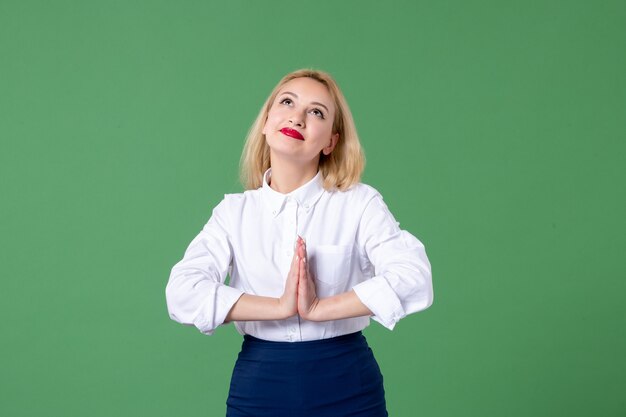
(221, 187, 261, 203)
(207, 189, 259, 228)
(215, 188, 262, 212)
(321, 183, 390, 223)
(335, 183, 400, 227)
(331, 182, 385, 206)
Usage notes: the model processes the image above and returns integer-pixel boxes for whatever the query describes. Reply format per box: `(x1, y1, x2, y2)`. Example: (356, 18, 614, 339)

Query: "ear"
(322, 132, 340, 155)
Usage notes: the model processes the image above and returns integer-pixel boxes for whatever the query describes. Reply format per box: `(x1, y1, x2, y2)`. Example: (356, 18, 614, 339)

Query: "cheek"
(265, 110, 283, 128)
(313, 122, 334, 139)
(263, 112, 277, 134)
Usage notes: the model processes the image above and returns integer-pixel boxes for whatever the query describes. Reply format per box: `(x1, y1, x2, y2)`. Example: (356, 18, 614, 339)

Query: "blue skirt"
(226, 331, 388, 417)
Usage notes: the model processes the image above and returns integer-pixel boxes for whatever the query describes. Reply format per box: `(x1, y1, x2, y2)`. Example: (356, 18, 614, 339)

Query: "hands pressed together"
(279, 235, 320, 321)
(226, 235, 371, 323)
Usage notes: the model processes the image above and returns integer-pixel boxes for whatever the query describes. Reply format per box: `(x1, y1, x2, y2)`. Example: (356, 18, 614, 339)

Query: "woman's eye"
(279, 98, 324, 119)
(311, 109, 325, 119)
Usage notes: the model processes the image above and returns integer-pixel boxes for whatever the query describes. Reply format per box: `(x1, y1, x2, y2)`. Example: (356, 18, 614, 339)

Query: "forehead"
(277, 78, 334, 110)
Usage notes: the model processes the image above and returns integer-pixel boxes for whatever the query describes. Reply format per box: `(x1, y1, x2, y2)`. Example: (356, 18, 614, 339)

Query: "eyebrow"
(279, 91, 330, 113)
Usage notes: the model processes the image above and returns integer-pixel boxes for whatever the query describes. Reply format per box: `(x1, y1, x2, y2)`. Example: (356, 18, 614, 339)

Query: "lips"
(280, 128, 304, 140)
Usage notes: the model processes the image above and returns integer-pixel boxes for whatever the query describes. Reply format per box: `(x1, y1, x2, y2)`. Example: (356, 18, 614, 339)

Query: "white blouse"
(166, 168, 433, 342)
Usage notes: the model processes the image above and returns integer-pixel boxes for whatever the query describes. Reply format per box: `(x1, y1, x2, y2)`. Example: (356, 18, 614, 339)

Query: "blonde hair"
(239, 68, 365, 191)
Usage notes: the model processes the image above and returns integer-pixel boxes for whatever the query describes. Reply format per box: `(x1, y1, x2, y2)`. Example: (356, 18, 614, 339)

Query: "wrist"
(303, 291, 373, 322)
(277, 297, 297, 320)
(301, 298, 324, 322)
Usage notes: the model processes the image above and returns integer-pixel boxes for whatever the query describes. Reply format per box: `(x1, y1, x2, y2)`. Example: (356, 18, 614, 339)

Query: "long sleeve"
(352, 193, 433, 330)
(165, 198, 244, 335)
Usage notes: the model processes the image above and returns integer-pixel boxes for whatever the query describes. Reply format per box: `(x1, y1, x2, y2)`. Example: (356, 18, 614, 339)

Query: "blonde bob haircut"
(239, 68, 365, 191)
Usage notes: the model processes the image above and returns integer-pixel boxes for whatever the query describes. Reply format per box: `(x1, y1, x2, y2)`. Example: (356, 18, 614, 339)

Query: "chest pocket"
(310, 244, 352, 292)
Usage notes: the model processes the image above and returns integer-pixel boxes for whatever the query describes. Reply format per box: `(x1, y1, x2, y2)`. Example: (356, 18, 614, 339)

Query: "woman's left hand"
(296, 237, 320, 320)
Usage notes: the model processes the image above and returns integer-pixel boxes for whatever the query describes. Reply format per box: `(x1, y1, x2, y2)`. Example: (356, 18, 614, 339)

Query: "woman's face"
(262, 77, 339, 168)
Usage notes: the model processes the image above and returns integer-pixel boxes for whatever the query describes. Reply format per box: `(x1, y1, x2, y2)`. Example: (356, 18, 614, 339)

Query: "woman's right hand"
(278, 236, 303, 318)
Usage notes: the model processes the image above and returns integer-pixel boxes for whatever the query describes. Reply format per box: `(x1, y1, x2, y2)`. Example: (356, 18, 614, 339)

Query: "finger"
(300, 239, 309, 275)
(295, 236, 302, 257)
(302, 255, 313, 289)
(298, 238, 307, 259)
(293, 236, 303, 260)
(299, 257, 307, 285)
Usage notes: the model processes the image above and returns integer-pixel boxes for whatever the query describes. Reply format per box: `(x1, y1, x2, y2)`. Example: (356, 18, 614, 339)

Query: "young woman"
(165, 68, 434, 417)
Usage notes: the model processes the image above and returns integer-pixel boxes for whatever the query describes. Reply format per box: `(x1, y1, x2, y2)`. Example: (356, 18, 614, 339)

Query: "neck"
(269, 159, 319, 194)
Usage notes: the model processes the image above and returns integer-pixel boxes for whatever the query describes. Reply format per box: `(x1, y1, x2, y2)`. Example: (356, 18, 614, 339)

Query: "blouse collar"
(261, 167, 325, 217)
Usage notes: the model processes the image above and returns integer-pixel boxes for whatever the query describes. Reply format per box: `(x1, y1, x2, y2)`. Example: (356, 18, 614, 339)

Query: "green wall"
(1, 1, 624, 416)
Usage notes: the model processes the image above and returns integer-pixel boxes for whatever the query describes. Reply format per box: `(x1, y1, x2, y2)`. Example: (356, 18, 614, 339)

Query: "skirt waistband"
(244, 331, 362, 348)
(240, 331, 366, 361)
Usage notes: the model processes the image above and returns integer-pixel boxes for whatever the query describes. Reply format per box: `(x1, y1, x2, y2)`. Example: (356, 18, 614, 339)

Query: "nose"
(289, 110, 305, 128)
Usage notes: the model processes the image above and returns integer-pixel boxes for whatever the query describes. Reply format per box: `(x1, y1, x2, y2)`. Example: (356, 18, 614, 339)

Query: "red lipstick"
(280, 128, 304, 140)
